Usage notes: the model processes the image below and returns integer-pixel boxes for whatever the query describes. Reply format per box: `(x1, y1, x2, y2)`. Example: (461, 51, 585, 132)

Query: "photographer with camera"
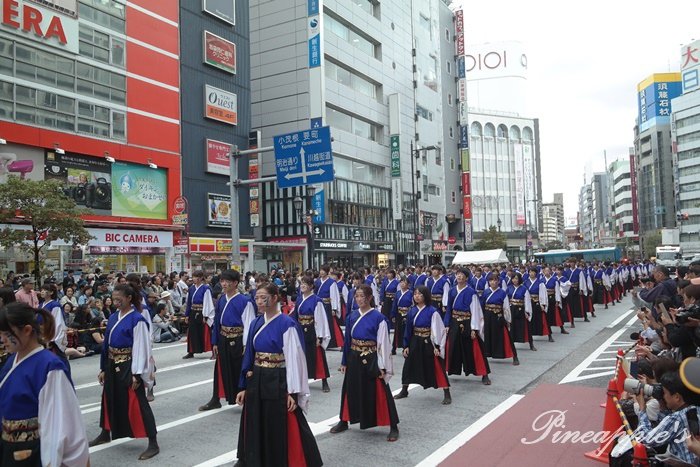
(633, 369, 700, 465)
(662, 284, 700, 362)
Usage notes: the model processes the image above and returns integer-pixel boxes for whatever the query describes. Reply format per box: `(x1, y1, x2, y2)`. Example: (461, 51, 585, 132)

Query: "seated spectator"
(103, 296, 116, 316)
(152, 303, 180, 343)
(80, 317, 104, 354)
(77, 285, 94, 306)
(91, 298, 106, 322)
(60, 286, 79, 308)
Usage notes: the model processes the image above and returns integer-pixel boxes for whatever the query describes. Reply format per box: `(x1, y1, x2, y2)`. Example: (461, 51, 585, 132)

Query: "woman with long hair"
(330, 284, 400, 441)
(39, 283, 69, 367)
(0, 302, 89, 466)
(394, 286, 451, 404)
(89, 283, 159, 460)
(234, 283, 322, 467)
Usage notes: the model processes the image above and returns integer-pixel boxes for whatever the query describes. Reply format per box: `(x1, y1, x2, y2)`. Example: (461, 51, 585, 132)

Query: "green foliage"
(643, 231, 661, 259)
(474, 225, 507, 251)
(544, 240, 564, 251)
(0, 177, 92, 282)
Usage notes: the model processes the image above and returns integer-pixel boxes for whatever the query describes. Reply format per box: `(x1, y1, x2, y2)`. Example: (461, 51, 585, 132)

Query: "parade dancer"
(90, 283, 159, 460)
(183, 270, 214, 359)
(390, 277, 414, 355)
(363, 267, 381, 306)
(524, 268, 553, 343)
(315, 265, 344, 349)
(444, 268, 490, 384)
(379, 270, 399, 322)
(543, 267, 569, 334)
(0, 303, 89, 467)
(330, 284, 400, 442)
(581, 263, 596, 318)
(235, 284, 322, 467)
(293, 276, 331, 393)
(412, 264, 428, 290)
(482, 275, 519, 365)
(199, 270, 256, 411)
(592, 264, 612, 309)
(506, 273, 536, 351)
(39, 283, 69, 369)
(556, 266, 574, 328)
(332, 270, 349, 324)
(394, 286, 451, 404)
(565, 260, 589, 322)
(426, 264, 450, 318)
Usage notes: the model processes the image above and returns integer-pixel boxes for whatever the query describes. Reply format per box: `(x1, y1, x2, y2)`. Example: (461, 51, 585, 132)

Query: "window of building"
(451, 191, 456, 203)
(325, 59, 378, 99)
(423, 54, 438, 91)
(447, 93, 453, 106)
(419, 14, 431, 34)
(678, 132, 700, 145)
(677, 114, 700, 129)
(324, 14, 378, 59)
(327, 106, 380, 142)
(78, 0, 126, 34)
(428, 184, 441, 196)
(416, 104, 433, 121)
(449, 126, 454, 138)
(353, 0, 376, 17)
(435, 147, 442, 166)
(450, 157, 455, 171)
(446, 60, 451, 74)
(79, 25, 126, 68)
(445, 28, 450, 41)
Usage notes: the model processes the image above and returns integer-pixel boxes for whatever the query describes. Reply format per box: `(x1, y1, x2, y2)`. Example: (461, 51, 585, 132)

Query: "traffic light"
(677, 212, 689, 222)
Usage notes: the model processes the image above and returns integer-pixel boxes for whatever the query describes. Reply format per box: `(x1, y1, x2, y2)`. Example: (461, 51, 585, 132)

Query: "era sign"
(1, 0, 79, 54)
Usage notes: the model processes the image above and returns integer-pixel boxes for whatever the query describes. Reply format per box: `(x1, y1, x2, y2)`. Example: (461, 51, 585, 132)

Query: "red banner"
(461, 172, 471, 196)
(463, 195, 472, 220)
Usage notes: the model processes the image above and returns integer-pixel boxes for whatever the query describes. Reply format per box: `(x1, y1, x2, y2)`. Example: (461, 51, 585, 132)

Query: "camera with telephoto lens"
(62, 183, 87, 205)
(85, 177, 112, 210)
(675, 304, 700, 324)
(623, 378, 664, 399)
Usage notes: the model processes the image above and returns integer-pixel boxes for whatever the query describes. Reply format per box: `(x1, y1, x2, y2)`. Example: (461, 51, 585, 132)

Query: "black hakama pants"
(211, 333, 244, 404)
(592, 283, 606, 305)
(392, 313, 408, 352)
(567, 288, 586, 319)
(381, 297, 394, 322)
(322, 302, 343, 349)
(338, 349, 399, 429)
(237, 366, 322, 467)
(100, 355, 157, 440)
(529, 301, 550, 337)
(431, 298, 445, 319)
(510, 304, 532, 344)
(300, 321, 330, 380)
(445, 318, 490, 377)
(187, 310, 212, 354)
(482, 310, 517, 360)
(546, 295, 565, 328)
(401, 334, 449, 389)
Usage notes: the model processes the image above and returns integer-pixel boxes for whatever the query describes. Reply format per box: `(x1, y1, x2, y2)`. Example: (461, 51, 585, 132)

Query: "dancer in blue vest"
(330, 284, 399, 442)
(412, 264, 428, 290)
(482, 275, 519, 365)
(293, 275, 332, 393)
(39, 283, 69, 370)
(183, 270, 215, 359)
(444, 268, 491, 384)
(235, 284, 322, 467)
(565, 260, 590, 323)
(543, 267, 569, 334)
(394, 286, 451, 404)
(315, 265, 344, 349)
(524, 268, 553, 343)
(390, 277, 414, 355)
(379, 270, 399, 322)
(426, 264, 450, 317)
(0, 302, 89, 466)
(591, 264, 612, 309)
(507, 273, 536, 351)
(199, 270, 256, 411)
(90, 283, 159, 460)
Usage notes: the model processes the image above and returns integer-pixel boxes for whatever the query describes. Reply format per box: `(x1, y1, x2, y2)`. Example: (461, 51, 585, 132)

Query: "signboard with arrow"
(273, 126, 334, 189)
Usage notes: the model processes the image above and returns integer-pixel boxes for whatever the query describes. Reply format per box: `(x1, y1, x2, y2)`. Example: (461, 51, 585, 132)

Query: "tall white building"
(671, 39, 700, 255)
(608, 158, 636, 239)
(540, 193, 564, 245)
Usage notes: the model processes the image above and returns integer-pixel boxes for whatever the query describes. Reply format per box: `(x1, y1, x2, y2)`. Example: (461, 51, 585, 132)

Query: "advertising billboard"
(202, 0, 235, 25)
(206, 139, 232, 175)
(514, 143, 525, 226)
(681, 40, 700, 95)
(203, 31, 236, 74)
(636, 73, 681, 132)
(207, 193, 231, 227)
(204, 84, 238, 125)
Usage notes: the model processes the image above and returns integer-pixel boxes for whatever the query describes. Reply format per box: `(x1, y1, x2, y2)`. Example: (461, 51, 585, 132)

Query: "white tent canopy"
(451, 249, 510, 266)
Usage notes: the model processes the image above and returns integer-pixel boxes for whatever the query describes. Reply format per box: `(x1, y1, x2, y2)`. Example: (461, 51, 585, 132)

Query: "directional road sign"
(274, 126, 334, 189)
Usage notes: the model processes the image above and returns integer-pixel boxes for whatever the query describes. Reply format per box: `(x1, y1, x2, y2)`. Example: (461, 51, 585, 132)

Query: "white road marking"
(414, 394, 524, 467)
(75, 359, 214, 390)
(606, 308, 636, 328)
(559, 314, 638, 384)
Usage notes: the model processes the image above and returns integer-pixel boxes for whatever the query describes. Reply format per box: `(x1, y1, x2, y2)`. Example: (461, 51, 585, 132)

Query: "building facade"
(467, 111, 542, 261)
(578, 173, 609, 248)
(608, 157, 636, 239)
(250, 0, 458, 269)
(179, 0, 253, 272)
(540, 192, 564, 246)
(634, 73, 682, 235)
(0, 0, 182, 276)
(672, 40, 700, 255)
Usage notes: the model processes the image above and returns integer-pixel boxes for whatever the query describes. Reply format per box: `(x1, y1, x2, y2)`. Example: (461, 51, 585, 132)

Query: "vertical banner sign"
(312, 185, 325, 223)
(464, 219, 473, 244)
(629, 155, 639, 234)
(514, 143, 526, 226)
(248, 130, 261, 228)
(523, 145, 534, 225)
(308, 0, 321, 68)
(308, 0, 324, 129)
(455, 10, 464, 56)
(390, 135, 402, 221)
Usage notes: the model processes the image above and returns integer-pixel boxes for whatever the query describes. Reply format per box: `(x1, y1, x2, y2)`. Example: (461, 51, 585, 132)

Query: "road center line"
(75, 359, 214, 390)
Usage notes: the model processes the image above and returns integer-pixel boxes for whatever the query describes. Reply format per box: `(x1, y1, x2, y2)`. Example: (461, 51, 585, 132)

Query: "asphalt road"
(74, 294, 638, 466)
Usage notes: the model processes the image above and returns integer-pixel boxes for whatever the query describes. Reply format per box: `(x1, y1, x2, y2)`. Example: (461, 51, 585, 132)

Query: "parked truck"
(656, 228, 682, 271)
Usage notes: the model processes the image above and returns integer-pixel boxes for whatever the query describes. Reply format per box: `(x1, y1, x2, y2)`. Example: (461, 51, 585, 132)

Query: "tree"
(643, 231, 661, 259)
(0, 177, 92, 283)
(544, 240, 564, 251)
(474, 225, 507, 250)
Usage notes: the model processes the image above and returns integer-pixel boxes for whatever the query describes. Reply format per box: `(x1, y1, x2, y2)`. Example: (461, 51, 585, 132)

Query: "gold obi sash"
(414, 327, 431, 338)
(108, 346, 132, 364)
(2, 417, 39, 443)
(350, 339, 377, 355)
(254, 352, 285, 368)
(220, 325, 243, 338)
(452, 310, 471, 321)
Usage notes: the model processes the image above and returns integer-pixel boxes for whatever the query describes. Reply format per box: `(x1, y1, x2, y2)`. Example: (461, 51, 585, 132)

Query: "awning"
(451, 249, 510, 265)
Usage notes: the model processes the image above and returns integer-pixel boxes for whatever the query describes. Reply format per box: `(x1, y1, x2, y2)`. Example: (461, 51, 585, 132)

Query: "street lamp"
(410, 141, 438, 264)
(524, 198, 541, 261)
(294, 185, 317, 270)
(497, 218, 502, 232)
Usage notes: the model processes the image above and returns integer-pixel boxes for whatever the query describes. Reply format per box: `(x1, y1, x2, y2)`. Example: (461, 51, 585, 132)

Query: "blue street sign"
(310, 117, 323, 129)
(274, 126, 334, 189)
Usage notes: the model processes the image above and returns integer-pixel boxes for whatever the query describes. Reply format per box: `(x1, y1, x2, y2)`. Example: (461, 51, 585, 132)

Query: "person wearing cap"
(444, 268, 491, 385)
(14, 278, 38, 308)
(158, 290, 175, 317)
(199, 270, 255, 411)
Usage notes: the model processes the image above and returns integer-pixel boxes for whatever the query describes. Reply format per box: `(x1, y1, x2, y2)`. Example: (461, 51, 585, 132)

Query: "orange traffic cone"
(631, 442, 650, 467)
(601, 350, 624, 408)
(584, 378, 624, 463)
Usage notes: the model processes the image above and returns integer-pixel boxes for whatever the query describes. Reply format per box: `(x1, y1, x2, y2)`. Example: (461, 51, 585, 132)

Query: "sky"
(454, 0, 699, 218)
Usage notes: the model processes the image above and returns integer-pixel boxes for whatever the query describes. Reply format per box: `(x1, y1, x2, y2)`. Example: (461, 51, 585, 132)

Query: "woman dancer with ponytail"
(89, 283, 159, 460)
(0, 302, 89, 466)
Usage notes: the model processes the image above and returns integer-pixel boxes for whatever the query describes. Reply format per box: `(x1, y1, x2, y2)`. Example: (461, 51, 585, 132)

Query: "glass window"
(354, 0, 375, 16)
(445, 28, 450, 41)
(327, 107, 352, 133)
(446, 60, 451, 74)
(449, 126, 454, 138)
(324, 14, 377, 58)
